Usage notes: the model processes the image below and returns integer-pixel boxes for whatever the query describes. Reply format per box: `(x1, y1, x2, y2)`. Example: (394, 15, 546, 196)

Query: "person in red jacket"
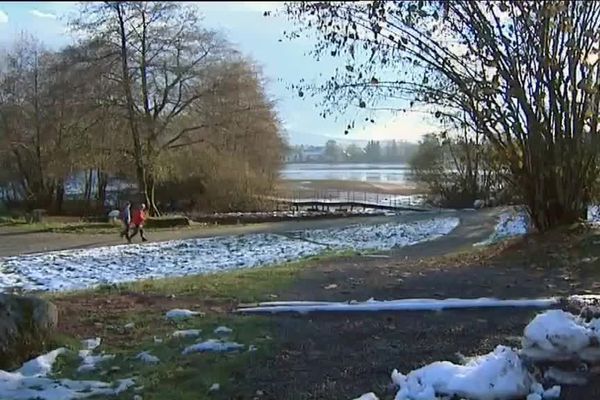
(129, 203, 148, 242)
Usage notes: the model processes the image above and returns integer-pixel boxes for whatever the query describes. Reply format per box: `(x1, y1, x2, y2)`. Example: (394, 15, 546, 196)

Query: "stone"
(0, 294, 58, 369)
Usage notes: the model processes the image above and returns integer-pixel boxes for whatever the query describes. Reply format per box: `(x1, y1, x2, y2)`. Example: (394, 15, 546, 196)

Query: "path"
(0, 208, 493, 257)
(236, 209, 600, 400)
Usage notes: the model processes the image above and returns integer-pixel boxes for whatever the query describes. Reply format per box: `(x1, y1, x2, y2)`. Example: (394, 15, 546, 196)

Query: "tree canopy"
(284, 0, 600, 230)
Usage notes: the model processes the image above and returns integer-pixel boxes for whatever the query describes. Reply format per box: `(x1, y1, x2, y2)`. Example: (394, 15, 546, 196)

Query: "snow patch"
(214, 326, 233, 335)
(0, 217, 459, 292)
(182, 339, 244, 355)
(521, 309, 600, 362)
(0, 349, 134, 399)
(294, 217, 459, 251)
(353, 393, 379, 400)
(392, 346, 532, 400)
(77, 351, 114, 373)
(172, 329, 202, 338)
(136, 351, 159, 364)
(81, 338, 101, 351)
(17, 348, 67, 376)
(165, 309, 201, 320)
(475, 210, 529, 246)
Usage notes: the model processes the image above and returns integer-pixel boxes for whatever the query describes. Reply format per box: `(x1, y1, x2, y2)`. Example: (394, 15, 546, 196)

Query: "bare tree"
(285, 1, 600, 231)
(72, 2, 239, 214)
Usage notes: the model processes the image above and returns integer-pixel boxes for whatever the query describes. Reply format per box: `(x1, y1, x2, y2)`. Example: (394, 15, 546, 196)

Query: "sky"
(0, 1, 438, 146)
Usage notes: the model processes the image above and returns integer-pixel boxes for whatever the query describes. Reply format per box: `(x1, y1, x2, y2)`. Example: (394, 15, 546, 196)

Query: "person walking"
(119, 201, 132, 241)
(130, 203, 148, 242)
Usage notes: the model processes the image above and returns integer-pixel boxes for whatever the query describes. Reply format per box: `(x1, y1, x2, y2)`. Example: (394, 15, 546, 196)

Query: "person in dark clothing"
(129, 203, 148, 242)
(119, 201, 132, 241)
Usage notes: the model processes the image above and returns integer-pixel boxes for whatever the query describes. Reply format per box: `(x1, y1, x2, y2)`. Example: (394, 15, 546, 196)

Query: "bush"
(145, 216, 190, 229)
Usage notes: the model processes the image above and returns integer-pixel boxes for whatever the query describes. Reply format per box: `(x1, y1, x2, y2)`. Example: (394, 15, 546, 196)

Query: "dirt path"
(0, 209, 475, 257)
(237, 213, 600, 400)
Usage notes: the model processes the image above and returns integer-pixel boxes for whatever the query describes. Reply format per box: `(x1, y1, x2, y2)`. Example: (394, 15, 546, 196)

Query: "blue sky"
(0, 1, 436, 145)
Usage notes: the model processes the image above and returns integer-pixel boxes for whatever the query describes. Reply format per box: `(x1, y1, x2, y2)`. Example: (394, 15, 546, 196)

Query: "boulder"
(0, 294, 58, 369)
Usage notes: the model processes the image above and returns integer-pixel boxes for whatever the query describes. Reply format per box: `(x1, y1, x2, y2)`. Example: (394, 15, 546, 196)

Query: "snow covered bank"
(0, 217, 459, 292)
(293, 217, 459, 251)
(477, 205, 600, 247)
(475, 210, 530, 246)
(0, 348, 134, 399)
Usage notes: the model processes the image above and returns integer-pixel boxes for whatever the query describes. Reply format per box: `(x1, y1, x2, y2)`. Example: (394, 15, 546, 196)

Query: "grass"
(50, 314, 273, 400)
(39, 251, 359, 399)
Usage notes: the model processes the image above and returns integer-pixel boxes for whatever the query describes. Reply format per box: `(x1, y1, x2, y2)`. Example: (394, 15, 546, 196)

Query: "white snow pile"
(182, 339, 245, 355)
(521, 309, 600, 362)
(588, 205, 600, 224)
(475, 210, 530, 246)
(391, 347, 560, 400)
(136, 351, 159, 364)
(374, 308, 600, 400)
(392, 346, 533, 400)
(214, 326, 233, 335)
(293, 217, 459, 251)
(0, 217, 459, 292)
(172, 329, 202, 338)
(165, 309, 202, 320)
(353, 393, 379, 400)
(77, 352, 115, 373)
(77, 337, 115, 373)
(0, 348, 135, 399)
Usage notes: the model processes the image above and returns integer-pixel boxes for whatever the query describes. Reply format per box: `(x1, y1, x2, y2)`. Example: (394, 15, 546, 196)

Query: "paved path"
(0, 208, 502, 257)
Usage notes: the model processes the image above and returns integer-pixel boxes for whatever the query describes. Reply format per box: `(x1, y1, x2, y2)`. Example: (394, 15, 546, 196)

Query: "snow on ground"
(477, 205, 600, 247)
(165, 309, 202, 321)
(181, 339, 245, 355)
(172, 329, 202, 338)
(521, 309, 600, 362)
(0, 348, 134, 400)
(392, 346, 533, 400)
(136, 351, 159, 364)
(353, 393, 379, 400)
(214, 326, 233, 335)
(77, 352, 114, 373)
(292, 217, 459, 251)
(475, 210, 530, 246)
(0, 217, 459, 292)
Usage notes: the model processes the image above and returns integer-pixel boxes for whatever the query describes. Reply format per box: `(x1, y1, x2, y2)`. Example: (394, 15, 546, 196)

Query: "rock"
(0, 294, 58, 369)
(473, 199, 485, 209)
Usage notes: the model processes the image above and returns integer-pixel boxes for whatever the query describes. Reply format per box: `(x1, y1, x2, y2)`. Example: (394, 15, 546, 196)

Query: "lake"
(281, 163, 412, 183)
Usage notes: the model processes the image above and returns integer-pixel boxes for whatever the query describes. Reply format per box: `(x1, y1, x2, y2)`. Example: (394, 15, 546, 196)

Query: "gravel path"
(0, 209, 477, 257)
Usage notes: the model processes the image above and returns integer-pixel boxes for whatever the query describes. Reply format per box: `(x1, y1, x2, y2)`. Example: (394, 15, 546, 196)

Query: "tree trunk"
(96, 169, 108, 208)
(84, 169, 93, 205)
(524, 173, 587, 232)
(54, 179, 65, 214)
(145, 172, 160, 216)
(116, 4, 151, 218)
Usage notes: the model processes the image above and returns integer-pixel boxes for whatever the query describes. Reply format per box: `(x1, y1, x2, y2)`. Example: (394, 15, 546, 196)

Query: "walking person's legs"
(120, 222, 129, 239)
(140, 226, 147, 242)
(129, 225, 139, 240)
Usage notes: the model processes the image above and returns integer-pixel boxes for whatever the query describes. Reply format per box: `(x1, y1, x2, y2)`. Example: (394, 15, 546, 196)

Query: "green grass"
(51, 314, 273, 400)
(42, 251, 360, 399)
